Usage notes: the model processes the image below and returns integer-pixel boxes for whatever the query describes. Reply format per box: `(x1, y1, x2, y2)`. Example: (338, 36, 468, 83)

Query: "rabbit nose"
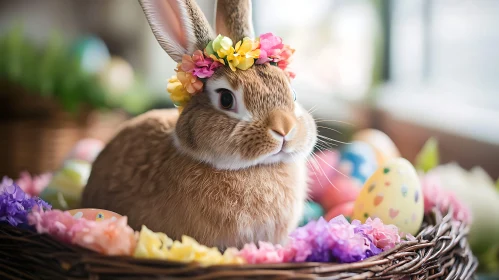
(268, 110, 296, 138)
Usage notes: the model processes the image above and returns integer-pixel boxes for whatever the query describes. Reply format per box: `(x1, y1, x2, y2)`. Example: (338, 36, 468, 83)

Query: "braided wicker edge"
(0, 209, 477, 280)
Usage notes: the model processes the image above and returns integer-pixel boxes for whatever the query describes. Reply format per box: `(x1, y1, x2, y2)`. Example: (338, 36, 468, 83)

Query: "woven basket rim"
(0, 208, 478, 279)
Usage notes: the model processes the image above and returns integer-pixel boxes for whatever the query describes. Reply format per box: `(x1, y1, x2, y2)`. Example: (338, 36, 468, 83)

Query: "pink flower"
(192, 50, 210, 68)
(193, 60, 222, 79)
(256, 33, 284, 64)
(353, 218, 401, 251)
(28, 209, 78, 243)
(180, 54, 196, 73)
(71, 216, 137, 256)
(237, 242, 292, 264)
(28, 209, 137, 256)
(276, 45, 295, 68)
(180, 51, 222, 79)
(448, 194, 471, 224)
(15, 171, 52, 197)
(420, 173, 472, 224)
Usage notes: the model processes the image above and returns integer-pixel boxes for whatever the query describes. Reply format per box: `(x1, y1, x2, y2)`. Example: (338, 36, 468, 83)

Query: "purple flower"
(0, 179, 51, 227)
(278, 215, 393, 264)
(233, 214, 403, 265)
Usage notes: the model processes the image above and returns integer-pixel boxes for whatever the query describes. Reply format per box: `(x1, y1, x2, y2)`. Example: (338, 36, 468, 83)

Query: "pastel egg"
(325, 201, 355, 221)
(66, 138, 104, 163)
(352, 129, 400, 165)
(40, 159, 92, 210)
(352, 157, 424, 235)
(306, 150, 341, 201)
(338, 141, 378, 185)
(318, 175, 361, 211)
(99, 56, 135, 96)
(298, 201, 325, 226)
(71, 36, 110, 74)
(68, 208, 122, 221)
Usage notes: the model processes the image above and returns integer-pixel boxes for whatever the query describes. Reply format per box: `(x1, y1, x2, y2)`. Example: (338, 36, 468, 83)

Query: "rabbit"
(81, 0, 318, 250)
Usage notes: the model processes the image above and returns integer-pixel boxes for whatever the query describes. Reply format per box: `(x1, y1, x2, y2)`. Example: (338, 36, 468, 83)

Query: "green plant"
(0, 25, 109, 113)
(0, 25, 166, 115)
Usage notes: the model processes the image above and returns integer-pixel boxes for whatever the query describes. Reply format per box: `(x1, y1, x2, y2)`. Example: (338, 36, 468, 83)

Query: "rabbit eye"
(217, 88, 236, 110)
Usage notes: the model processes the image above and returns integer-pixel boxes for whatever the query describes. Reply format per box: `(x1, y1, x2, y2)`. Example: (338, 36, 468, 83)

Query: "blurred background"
(0, 0, 498, 276)
(1, 0, 498, 179)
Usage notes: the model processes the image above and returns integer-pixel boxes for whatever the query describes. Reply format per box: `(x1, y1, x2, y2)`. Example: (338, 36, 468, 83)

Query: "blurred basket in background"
(0, 80, 126, 178)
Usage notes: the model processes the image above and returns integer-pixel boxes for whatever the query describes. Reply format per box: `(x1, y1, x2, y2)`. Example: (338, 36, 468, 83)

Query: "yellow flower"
(221, 247, 246, 265)
(227, 37, 261, 71)
(134, 227, 245, 266)
(134, 225, 173, 259)
(212, 34, 234, 58)
(166, 75, 191, 108)
(208, 54, 226, 65)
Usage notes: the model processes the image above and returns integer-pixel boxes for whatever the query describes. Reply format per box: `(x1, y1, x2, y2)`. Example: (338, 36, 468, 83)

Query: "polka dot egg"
(68, 209, 122, 222)
(352, 157, 424, 235)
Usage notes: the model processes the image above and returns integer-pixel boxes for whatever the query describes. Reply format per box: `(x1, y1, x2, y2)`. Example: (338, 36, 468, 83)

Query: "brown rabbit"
(81, 0, 317, 249)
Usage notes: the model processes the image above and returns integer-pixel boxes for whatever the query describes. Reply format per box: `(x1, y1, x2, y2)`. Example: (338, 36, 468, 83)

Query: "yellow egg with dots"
(352, 157, 424, 235)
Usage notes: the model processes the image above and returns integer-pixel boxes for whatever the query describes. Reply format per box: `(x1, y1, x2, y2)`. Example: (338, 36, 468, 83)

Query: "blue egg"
(71, 36, 110, 74)
(299, 201, 324, 226)
(338, 141, 378, 184)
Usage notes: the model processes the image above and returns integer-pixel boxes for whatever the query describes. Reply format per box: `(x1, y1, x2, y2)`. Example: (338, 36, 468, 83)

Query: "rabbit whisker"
(314, 119, 354, 126)
(310, 152, 338, 190)
(313, 148, 349, 179)
(318, 134, 350, 145)
(317, 125, 342, 134)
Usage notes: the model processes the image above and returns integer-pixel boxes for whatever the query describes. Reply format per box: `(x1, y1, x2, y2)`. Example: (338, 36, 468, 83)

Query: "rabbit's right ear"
(139, 0, 215, 62)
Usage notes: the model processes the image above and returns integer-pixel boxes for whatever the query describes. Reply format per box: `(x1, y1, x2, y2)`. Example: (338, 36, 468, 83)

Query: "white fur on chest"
(234, 160, 309, 245)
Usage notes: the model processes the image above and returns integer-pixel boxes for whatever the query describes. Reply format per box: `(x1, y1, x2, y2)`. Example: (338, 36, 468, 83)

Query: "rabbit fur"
(82, 0, 318, 249)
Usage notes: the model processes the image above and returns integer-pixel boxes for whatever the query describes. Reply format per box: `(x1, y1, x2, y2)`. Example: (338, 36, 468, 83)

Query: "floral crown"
(167, 32, 295, 111)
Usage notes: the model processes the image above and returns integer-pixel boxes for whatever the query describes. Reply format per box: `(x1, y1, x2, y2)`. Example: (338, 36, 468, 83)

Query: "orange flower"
(176, 71, 203, 95)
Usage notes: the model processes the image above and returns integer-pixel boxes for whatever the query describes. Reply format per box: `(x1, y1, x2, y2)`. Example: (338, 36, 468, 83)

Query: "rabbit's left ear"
(215, 0, 255, 41)
(139, 0, 214, 62)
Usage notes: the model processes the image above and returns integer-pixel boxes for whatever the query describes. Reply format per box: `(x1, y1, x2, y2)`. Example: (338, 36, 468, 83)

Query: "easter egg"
(40, 159, 92, 210)
(66, 138, 104, 163)
(325, 201, 355, 221)
(306, 150, 340, 201)
(99, 56, 135, 96)
(68, 208, 122, 221)
(352, 129, 400, 165)
(298, 201, 324, 226)
(71, 36, 110, 74)
(352, 157, 424, 235)
(319, 175, 361, 211)
(338, 141, 378, 185)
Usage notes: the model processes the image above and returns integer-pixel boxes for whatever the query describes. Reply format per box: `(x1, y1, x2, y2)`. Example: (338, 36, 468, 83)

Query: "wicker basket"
(0, 208, 477, 280)
(0, 81, 127, 178)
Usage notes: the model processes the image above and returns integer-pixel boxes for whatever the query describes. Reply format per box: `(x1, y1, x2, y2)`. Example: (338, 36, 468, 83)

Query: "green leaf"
(477, 244, 499, 273)
(415, 137, 439, 173)
(5, 24, 24, 81)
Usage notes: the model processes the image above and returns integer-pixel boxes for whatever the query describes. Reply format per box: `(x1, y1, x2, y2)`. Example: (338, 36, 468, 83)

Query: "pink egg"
(325, 201, 355, 221)
(66, 138, 104, 163)
(68, 208, 122, 221)
(306, 150, 341, 201)
(318, 175, 362, 211)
